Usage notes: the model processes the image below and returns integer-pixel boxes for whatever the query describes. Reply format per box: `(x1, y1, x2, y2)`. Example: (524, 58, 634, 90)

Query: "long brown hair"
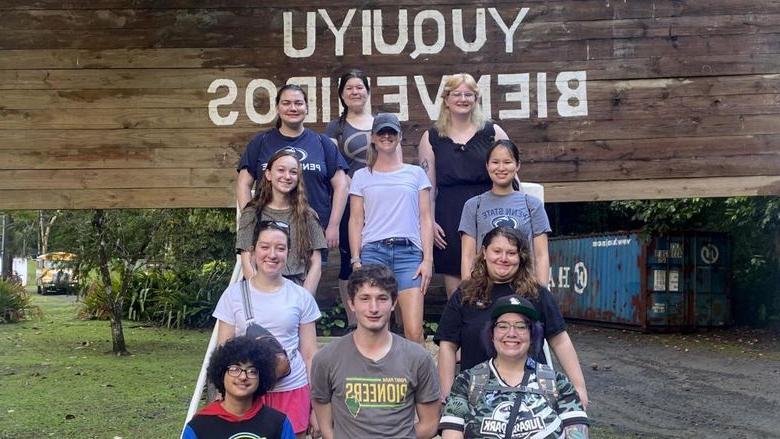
(461, 227, 539, 308)
(249, 149, 317, 270)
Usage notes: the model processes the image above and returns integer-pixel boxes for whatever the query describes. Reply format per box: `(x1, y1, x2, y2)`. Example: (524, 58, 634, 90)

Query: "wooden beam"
(544, 176, 780, 202)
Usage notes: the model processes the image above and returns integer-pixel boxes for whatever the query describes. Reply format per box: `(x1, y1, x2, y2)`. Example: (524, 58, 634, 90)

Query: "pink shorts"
(261, 384, 311, 433)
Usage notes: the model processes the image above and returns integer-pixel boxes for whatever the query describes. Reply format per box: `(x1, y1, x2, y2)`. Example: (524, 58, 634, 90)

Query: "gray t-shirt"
(236, 205, 327, 276)
(310, 333, 440, 439)
(325, 119, 371, 177)
(458, 191, 551, 254)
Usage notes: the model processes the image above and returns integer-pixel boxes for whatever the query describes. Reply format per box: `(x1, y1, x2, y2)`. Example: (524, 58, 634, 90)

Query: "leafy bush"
(0, 278, 41, 323)
(77, 260, 231, 328)
(317, 303, 348, 336)
(126, 261, 231, 329)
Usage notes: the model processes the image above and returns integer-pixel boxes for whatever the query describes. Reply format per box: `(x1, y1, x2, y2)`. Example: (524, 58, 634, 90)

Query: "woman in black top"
(417, 73, 509, 297)
(435, 226, 589, 407)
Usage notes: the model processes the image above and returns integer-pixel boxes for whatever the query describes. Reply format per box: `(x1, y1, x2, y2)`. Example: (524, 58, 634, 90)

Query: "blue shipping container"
(548, 232, 730, 330)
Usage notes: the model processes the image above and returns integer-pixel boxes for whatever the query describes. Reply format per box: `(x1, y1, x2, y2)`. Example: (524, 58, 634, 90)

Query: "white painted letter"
(287, 77, 318, 123)
(377, 76, 409, 121)
(284, 11, 316, 58)
(488, 7, 529, 53)
(245, 79, 277, 125)
(452, 8, 486, 52)
(476, 74, 492, 119)
(321, 77, 332, 122)
(410, 10, 445, 59)
(318, 9, 356, 56)
(556, 71, 588, 117)
(208, 79, 238, 126)
(558, 266, 571, 289)
(498, 73, 530, 119)
(414, 75, 447, 120)
(362, 10, 372, 55)
(536, 72, 548, 118)
(373, 9, 408, 54)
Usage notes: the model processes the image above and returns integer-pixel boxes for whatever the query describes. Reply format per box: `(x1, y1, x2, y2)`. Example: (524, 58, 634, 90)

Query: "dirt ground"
(567, 324, 780, 438)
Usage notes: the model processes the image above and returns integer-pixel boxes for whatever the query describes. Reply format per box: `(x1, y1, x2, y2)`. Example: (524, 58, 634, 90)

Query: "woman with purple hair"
(439, 295, 589, 438)
(435, 226, 589, 407)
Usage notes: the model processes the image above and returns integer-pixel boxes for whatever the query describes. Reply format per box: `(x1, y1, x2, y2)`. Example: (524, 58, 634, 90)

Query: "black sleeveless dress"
(429, 122, 496, 276)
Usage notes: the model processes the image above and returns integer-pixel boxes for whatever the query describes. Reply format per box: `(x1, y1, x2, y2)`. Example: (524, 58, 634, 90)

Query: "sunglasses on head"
(258, 220, 290, 231)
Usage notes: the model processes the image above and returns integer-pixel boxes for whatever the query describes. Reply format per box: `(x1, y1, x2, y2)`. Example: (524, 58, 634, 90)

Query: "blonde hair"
(434, 73, 486, 137)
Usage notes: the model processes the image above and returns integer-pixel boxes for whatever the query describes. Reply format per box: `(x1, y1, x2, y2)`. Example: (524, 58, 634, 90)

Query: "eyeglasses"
(449, 91, 476, 99)
(258, 220, 289, 230)
(494, 321, 530, 332)
(227, 365, 259, 379)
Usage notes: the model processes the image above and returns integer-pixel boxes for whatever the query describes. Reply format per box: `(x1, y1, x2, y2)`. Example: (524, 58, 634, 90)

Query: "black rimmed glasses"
(227, 365, 259, 379)
(494, 321, 530, 333)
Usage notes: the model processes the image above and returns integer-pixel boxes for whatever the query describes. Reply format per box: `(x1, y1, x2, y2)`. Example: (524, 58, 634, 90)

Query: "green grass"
(0, 294, 211, 439)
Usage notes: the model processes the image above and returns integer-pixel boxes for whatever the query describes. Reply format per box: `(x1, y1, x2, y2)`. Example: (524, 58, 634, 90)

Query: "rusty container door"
(645, 235, 687, 328)
(549, 234, 643, 326)
(687, 233, 731, 327)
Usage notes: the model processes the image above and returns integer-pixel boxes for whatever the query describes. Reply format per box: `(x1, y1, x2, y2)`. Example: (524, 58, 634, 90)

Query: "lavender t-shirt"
(350, 164, 431, 250)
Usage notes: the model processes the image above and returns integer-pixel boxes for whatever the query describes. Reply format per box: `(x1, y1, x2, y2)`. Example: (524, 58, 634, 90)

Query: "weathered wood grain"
(3, 176, 778, 210)
(0, 168, 233, 189)
(0, 0, 778, 209)
(0, 187, 235, 209)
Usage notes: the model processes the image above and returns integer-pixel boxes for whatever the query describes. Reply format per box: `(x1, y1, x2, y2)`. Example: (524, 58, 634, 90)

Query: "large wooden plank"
(3, 75, 780, 110)
(3, 52, 780, 91)
(0, 147, 241, 169)
(0, 168, 233, 189)
(2, 175, 778, 210)
(3, 8, 779, 41)
(0, 187, 235, 209)
(545, 176, 780, 202)
(1, 0, 779, 21)
(2, 105, 779, 139)
(0, 128, 253, 150)
(2, 134, 777, 184)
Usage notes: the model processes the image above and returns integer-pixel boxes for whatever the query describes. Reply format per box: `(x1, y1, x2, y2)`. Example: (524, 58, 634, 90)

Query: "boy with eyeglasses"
(183, 336, 295, 439)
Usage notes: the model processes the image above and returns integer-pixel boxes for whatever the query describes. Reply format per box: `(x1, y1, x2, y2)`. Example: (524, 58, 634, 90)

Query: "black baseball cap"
(372, 113, 401, 134)
(491, 294, 539, 321)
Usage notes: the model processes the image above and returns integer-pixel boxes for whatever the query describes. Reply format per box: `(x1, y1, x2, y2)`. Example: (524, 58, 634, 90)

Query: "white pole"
(181, 203, 245, 437)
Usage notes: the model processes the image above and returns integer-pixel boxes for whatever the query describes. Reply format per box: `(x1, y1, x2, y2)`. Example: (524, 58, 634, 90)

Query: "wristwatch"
(350, 257, 361, 264)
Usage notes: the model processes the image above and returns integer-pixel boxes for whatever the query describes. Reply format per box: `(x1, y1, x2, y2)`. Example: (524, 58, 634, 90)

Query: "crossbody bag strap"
(503, 393, 525, 439)
(240, 279, 255, 324)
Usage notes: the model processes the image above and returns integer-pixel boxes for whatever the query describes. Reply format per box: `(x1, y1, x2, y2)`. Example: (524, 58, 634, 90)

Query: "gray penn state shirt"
(458, 191, 551, 255)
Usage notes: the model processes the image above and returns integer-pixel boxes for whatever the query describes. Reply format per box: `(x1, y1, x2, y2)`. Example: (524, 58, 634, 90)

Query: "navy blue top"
(238, 128, 348, 227)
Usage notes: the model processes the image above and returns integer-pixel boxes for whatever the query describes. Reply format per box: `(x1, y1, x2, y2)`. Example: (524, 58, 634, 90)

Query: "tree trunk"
(92, 210, 129, 355)
(1, 214, 13, 279)
(110, 309, 127, 355)
(38, 210, 58, 256)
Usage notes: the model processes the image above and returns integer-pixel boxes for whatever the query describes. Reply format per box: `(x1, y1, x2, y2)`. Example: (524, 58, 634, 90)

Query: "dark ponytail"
(336, 69, 370, 127)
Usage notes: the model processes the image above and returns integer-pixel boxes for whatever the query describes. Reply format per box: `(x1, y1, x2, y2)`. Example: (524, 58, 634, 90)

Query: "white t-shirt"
(213, 278, 321, 392)
(350, 164, 431, 249)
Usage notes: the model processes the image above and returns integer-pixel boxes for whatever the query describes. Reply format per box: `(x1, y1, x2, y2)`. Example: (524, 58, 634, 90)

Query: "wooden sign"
(1, 1, 779, 209)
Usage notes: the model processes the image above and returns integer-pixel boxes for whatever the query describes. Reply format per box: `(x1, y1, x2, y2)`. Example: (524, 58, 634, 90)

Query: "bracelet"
(350, 257, 361, 264)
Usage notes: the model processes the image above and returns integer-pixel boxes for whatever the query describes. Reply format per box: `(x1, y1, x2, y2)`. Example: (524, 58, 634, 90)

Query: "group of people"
(186, 70, 590, 438)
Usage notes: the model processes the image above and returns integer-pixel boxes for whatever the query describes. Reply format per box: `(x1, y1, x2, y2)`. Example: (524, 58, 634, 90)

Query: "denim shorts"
(360, 239, 423, 291)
